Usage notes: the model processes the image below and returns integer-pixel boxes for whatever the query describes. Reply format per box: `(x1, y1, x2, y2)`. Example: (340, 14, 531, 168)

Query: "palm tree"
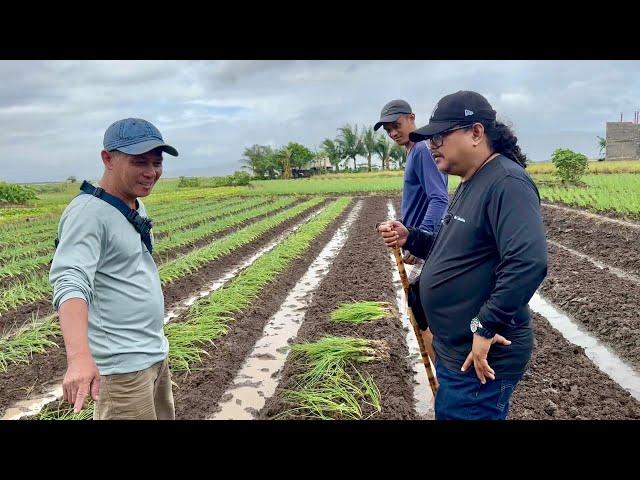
(362, 126, 377, 172)
(275, 146, 294, 179)
(597, 136, 606, 159)
(320, 138, 343, 173)
(242, 144, 275, 179)
(337, 124, 365, 172)
(374, 135, 393, 171)
(390, 142, 407, 169)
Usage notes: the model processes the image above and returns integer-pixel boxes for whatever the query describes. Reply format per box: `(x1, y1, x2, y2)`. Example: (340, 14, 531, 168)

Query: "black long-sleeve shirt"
(405, 155, 548, 378)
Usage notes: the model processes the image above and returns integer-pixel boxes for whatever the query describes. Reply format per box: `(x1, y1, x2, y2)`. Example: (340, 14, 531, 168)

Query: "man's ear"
(471, 123, 486, 145)
(101, 150, 115, 170)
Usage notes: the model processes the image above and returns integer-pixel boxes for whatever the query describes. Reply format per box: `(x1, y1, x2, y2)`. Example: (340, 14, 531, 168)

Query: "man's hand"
(377, 220, 409, 249)
(63, 351, 100, 413)
(403, 251, 418, 265)
(461, 333, 512, 384)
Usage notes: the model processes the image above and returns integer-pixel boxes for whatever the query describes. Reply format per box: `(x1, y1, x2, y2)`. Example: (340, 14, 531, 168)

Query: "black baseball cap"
(409, 91, 496, 142)
(373, 99, 413, 131)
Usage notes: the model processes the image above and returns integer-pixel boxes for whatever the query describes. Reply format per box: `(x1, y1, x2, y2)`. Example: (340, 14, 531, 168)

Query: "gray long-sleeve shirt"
(50, 192, 167, 375)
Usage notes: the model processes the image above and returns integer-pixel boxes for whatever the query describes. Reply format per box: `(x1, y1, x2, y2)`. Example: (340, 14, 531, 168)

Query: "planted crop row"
(0, 240, 54, 263)
(0, 273, 51, 315)
(0, 214, 58, 237)
(0, 193, 236, 249)
(153, 196, 270, 236)
(0, 197, 325, 372)
(0, 252, 53, 280)
(0, 316, 59, 372)
(0, 198, 306, 315)
(159, 197, 325, 283)
(164, 197, 351, 371)
(0, 196, 260, 264)
(144, 186, 246, 204)
(147, 194, 244, 223)
(154, 196, 298, 255)
(538, 174, 640, 216)
(0, 223, 58, 249)
(29, 197, 350, 420)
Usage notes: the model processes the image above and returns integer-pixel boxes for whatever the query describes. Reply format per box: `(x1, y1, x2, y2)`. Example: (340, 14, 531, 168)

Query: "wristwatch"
(470, 317, 494, 339)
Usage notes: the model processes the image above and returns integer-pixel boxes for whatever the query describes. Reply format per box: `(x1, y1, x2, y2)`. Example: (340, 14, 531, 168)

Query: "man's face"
(110, 148, 163, 198)
(428, 126, 474, 176)
(382, 114, 416, 146)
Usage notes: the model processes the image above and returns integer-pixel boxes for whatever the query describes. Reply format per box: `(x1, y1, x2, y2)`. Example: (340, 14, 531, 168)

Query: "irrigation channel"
(211, 201, 363, 419)
(1, 194, 640, 419)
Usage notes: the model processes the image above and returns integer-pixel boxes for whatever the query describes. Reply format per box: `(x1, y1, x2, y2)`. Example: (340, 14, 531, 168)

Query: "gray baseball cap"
(103, 118, 179, 156)
(373, 99, 413, 131)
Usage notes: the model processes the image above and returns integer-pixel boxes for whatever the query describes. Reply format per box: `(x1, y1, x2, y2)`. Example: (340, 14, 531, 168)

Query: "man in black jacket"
(378, 91, 547, 420)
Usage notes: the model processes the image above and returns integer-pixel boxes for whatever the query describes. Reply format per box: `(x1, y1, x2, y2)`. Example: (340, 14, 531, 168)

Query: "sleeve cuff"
(476, 312, 498, 337)
(56, 293, 89, 311)
(405, 228, 418, 252)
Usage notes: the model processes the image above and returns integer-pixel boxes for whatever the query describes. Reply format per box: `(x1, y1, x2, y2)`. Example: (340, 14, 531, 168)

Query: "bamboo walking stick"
(391, 246, 439, 396)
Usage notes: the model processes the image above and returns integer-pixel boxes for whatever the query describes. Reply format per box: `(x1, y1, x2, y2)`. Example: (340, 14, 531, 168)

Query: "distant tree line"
(241, 125, 407, 179)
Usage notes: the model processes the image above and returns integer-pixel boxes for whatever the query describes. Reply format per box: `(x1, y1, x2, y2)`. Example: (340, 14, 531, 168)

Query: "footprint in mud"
(235, 380, 262, 388)
(254, 353, 276, 360)
(260, 368, 270, 372)
(220, 393, 233, 403)
(235, 399, 242, 406)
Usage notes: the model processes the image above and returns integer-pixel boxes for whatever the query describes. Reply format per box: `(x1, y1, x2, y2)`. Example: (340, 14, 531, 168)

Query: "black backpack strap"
(74, 180, 154, 253)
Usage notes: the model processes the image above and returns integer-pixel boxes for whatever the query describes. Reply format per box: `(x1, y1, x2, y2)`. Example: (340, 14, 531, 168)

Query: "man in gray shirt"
(50, 118, 179, 419)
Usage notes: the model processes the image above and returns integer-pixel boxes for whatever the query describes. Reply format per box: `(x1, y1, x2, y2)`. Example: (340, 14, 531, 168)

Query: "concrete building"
(606, 122, 640, 160)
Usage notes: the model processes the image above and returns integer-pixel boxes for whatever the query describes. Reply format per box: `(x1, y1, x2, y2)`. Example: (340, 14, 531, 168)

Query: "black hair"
(482, 120, 528, 168)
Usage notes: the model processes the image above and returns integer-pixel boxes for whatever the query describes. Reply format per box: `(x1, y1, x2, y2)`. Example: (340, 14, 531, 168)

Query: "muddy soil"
(261, 196, 416, 420)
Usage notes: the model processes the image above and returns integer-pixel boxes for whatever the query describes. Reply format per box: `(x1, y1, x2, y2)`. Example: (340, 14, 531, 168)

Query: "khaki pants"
(94, 358, 175, 420)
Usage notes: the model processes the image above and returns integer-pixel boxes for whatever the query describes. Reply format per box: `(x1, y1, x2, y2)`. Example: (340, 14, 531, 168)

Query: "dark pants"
(434, 360, 521, 420)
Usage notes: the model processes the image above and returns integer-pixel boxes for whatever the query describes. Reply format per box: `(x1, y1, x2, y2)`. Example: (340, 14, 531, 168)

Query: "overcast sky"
(1, 60, 638, 183)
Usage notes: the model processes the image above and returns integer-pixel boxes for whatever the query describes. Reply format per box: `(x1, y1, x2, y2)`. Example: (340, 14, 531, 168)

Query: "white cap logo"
(464, 109, 474, 116)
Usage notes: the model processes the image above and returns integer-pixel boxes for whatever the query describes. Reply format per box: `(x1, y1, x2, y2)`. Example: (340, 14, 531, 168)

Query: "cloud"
(0, 60, 638, 182)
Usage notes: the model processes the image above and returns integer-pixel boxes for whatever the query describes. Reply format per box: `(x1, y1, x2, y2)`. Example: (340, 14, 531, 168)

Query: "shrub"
(178, 176, 201, 188)
(0, 182, 38, 204)
(551, 148, 589, 184)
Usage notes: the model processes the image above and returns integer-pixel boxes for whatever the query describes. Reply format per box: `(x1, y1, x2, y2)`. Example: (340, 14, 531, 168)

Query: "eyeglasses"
(428, 124, 472, 149)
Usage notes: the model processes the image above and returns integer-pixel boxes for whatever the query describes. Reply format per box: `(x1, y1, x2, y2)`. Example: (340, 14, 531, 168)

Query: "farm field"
(1, 169, 640, 420)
